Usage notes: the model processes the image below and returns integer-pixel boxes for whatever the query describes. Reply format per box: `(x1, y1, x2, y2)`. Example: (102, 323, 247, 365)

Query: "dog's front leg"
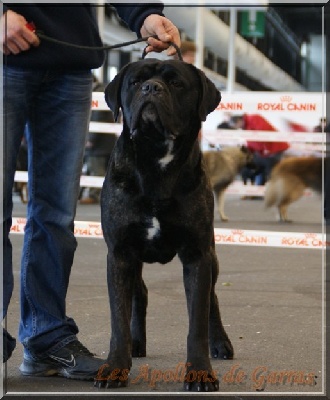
(131, 261, 148, 358)
(95, 253, 135, 389)
(208, 248, 234, 360)
(182, 253, 219, 392)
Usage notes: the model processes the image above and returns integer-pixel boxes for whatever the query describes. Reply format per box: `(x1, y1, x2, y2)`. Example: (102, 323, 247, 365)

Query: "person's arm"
(114, 4, 180, 56)
(1, 8, 40, 54)
(114, 4, 164, 35)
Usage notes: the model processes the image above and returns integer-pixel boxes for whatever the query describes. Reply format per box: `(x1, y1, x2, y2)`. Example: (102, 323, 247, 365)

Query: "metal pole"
(195, 7, 204, 69)
(94, 2, 105, 82)
(227, 7, 237, 92)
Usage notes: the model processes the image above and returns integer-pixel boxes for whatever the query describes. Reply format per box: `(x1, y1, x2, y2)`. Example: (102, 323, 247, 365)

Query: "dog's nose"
(141, 80, 163, 95)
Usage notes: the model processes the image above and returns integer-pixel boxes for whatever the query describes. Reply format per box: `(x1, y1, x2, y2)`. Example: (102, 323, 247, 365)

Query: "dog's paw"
(94, 363, 130, 389)
(210, 338, 234, 360)
(183, 368, 219, 392)
(132, 340, 146, 358)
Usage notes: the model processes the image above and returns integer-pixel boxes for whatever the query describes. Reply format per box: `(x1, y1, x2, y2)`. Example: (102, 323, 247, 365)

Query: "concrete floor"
(2, 191, 326, 398)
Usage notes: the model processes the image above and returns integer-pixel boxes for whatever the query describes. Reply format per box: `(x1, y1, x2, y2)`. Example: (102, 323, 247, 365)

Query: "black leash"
(141, 39, 182, 60)
(35, 29, 183, 60)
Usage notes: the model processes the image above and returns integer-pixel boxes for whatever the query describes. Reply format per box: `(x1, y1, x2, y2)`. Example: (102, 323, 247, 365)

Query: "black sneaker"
(19, 340, 105, 381)
(3, 329, 17, 363)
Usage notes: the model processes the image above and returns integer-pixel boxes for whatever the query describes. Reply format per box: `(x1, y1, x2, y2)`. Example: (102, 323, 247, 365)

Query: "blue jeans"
(252, 151, 284, 186)
(3, 66, 93, 358)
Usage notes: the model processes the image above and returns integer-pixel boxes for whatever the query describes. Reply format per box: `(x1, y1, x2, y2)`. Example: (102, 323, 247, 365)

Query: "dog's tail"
(264, 178, 282, 208)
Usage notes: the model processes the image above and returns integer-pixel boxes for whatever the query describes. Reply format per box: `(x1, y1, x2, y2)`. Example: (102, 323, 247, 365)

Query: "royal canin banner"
(91, 91, 325, 151)
(10, 218, 326, 249)
(92, 91, 325, 132)
(202, 92, 325, 150)
(203, 92, 324, 132)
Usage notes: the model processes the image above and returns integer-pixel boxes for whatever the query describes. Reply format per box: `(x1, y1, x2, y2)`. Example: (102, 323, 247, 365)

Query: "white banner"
(90, 91, 326, 152)
(93, 92, 326, 131)
(10, 218, 325, 250)
(203, 91, 325, 133)
(201, 91, 326, 153)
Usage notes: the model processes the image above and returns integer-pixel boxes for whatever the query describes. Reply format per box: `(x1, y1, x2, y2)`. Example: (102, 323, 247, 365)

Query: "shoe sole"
(20, 362, 96, 381)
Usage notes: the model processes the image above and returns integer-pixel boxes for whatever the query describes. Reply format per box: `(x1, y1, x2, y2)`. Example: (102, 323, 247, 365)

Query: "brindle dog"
(95, 59, 233, 392)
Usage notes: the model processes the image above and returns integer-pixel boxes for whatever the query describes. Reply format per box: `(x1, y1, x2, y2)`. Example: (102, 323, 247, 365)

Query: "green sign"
(240, 11, 265, 38)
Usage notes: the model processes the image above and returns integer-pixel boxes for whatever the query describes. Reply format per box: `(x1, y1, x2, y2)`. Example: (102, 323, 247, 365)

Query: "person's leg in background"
(263, 152, 283, 184)
(251, 152, 266, 187)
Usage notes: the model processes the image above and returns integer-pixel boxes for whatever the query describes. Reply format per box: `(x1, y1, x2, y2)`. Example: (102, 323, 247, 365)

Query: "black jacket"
(2, 3, 164, 70)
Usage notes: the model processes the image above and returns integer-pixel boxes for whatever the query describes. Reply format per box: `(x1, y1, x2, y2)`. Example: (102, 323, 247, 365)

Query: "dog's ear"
(191, 65, 221, 121)
(104, 63, 131, 121)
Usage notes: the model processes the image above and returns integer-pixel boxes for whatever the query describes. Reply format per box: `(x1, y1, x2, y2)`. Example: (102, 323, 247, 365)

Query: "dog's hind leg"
(214, 186, 228, 221)
(130, 261, 147, 357)
(278, 204, 290, 222)
(218, 189, 229, 222)
(208, 250, 233, 359)
(278, 179, 305, 223)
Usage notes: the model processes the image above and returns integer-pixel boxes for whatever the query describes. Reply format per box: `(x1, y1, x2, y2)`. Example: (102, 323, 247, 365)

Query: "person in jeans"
(1, 4, 180, 380)
(244, 114, 289, 186)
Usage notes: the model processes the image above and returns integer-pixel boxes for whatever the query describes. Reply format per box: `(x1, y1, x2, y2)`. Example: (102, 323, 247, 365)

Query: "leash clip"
(26, 21, 36, 33)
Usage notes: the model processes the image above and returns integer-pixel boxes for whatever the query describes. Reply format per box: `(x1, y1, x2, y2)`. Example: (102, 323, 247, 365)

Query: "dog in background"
(264, 156, 322, 222)
(203, 146, 254, 221)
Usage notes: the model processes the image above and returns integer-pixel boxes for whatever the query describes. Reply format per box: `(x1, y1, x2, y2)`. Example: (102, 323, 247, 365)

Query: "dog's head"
(104, 59, 220, 140)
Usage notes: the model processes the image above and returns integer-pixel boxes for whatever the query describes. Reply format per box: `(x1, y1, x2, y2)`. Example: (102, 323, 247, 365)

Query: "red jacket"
(244, 114, 289, 156)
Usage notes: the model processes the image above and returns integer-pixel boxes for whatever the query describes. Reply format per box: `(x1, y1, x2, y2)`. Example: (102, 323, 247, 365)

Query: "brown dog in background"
(203, 146, 254, 221)
(264, 156, 322, 222)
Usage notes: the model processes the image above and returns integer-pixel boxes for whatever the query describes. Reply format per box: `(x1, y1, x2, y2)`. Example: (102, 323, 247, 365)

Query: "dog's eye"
(130, 79, 142, 86)
(169, 79, 183, 88)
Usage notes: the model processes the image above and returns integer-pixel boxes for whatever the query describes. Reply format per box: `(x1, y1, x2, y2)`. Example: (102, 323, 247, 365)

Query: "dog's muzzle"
(130, 79, 176, 138)
(140, 80, 166, 124)
(141, 80, 165, 96)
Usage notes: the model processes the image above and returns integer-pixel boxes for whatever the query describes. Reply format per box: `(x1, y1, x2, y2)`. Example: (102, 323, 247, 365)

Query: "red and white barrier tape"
(224, 180, 313, 197)
(91, 91, 109, 110)
(214, 228, 325, 249)
(89, 123, 326, 153)
(14, 171, 106, 187)
(14, 172, 314, 197)
(89, 121, 326, 149)
(89, 121, 122, 135)
(202, 129, 325, 144)
(10, 218, 325, 249)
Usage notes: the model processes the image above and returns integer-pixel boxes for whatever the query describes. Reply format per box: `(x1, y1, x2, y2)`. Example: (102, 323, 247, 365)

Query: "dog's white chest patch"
(147, 217, 160, 240)
(159, 140, 174, 169)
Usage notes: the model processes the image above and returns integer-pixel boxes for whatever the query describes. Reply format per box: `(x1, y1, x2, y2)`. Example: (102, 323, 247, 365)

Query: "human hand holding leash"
(140, 14, 181, 56)
(1, 10, 40, 55)
(1, 12, 180, 57)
